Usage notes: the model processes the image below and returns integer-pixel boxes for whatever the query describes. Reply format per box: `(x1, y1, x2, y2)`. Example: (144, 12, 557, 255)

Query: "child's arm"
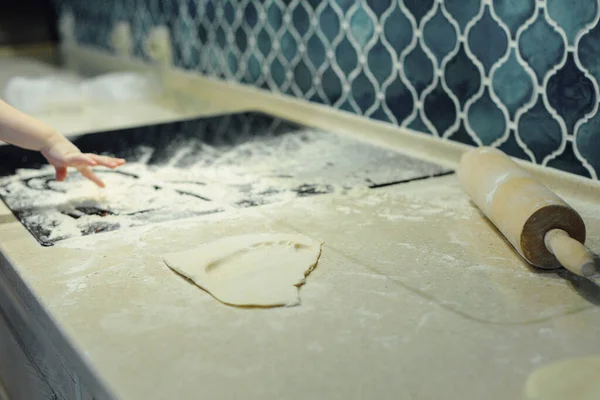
(0, 99, 125, 187)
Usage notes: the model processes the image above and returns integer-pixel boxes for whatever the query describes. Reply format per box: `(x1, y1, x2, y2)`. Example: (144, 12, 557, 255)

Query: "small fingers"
(64, 154, 98, 168)
(89, 154, 126, 169)
(78, 167, 105, 188)
(52, 152, 124, 187)
(60, 153, 125, 169)
(54, 166, 68, 182)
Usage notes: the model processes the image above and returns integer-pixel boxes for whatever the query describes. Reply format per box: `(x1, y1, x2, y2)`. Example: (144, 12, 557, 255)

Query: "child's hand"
(0, 99, 125, 187)
(41, 137, 125, 188)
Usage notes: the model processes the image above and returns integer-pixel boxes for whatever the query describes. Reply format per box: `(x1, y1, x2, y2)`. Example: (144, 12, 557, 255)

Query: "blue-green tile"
(547, 0, 597, 46)
(339, 99, 355, 113)
(60, 0, 600, 180)
(319, 5, 341, 43)
(385, 77, 414, 124)
(208, 47, 222, 77)
(257, 29, 272, 58)
(403, 0, 434, 26)
(307, 34, 327, 68)
(224, 2, 236, 24)
(280, 31, 297, 62)
(235, 27, 247, 54)
(369, 106, 393, 123)
(546, 142, 592, 178)
(351, 72, 377, 113)
(467, 87, 506, 145)
(321, 67, 343, 105)
(518, 96, 563, 163)
(292, 3, 310, 36)
(186, 0, 197, 19)
(244, 54, 262, 84)
(349, 5, 375, 48)
(576, 110, 600, 176)
(445, 43, 481, 107)
(216, 26, 227, 49)
(198, 23, 207, 45)
(579, 21, 600, 88)
(226, 52, 238, 77)
(468, 4, 507, 75)
(445, 0, 481, 33)
(497, 130, 531, 161)
(408, 113, 431, 134)
(294, 61, 313, 95)
(423, 5, 457, 66)
(449, 122, 478, 146)
(245, 2, 259, 28)
(519, 11, 564, 85)
(547, 53, 595, 134)
(366, 0, 392, 18)
(335, 38, 358, 75)
(205, 1, 215, 22)
(335, 0, 355, 14)
(270, 58, 286, 88)
(492, 48, 534, 119)
(304, 0, 321, 10)
(308, 92, 325, 104)
(403, 44, 434, 96)
(493, 0, 536, 40)
(383, 4, 412, 51)
(367, 41, 394, 85)
(424, 83, 457, 136)
(267, 2, 284, 32)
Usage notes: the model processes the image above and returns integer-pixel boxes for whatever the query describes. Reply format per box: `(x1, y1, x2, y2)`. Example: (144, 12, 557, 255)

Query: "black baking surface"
(0, 111, 453, 246)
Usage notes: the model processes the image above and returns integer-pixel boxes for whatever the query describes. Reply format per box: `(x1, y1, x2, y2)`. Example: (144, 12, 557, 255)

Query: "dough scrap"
(523, 355, 600, 400)
(163, 233, 323, 307)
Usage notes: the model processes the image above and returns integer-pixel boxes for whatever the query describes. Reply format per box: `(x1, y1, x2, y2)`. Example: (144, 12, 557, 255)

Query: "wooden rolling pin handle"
(544, 229, 596, 277)
(458, 147, 592, 275)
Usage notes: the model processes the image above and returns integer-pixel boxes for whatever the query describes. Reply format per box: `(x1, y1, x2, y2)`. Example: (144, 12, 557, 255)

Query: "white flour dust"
(0, 128, 449, 244)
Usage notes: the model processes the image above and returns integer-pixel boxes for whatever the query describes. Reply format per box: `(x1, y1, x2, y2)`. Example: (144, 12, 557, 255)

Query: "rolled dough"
(163, 233, 323, 307)
(523, 355, 600, 400)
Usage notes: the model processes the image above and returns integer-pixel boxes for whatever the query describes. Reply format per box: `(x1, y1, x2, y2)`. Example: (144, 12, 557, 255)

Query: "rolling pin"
(457, 146, 596, 277)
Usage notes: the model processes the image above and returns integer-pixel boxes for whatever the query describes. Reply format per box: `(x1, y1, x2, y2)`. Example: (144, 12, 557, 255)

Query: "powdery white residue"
(356, 187, 473, 223)
(0, 128, 446, 245)
(375, 335, 401, 349)
(62, 253, 98, 275)
(65, 276, 88, 293)
(485, 172, 510, 208)
(55, 204, 252, 251)
(538, 327, 554, 336)
(466, 264, 496, 272)
(356, 307, 383, 320)
(336, 206, 361, 215)
(377, 212, 424, 222)
(447, 229, 471, 247)
(307, 342, 325, 353)
(335, 270, 400, 281)
(0, 162, 229, 243)
(56, 223, 153, 251)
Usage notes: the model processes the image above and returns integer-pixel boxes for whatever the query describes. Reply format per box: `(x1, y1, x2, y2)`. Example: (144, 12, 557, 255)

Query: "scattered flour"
(0, 127, 449, 245)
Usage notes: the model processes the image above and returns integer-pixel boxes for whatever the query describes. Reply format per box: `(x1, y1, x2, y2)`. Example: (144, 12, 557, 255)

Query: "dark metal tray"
(0, 111, 452, 246)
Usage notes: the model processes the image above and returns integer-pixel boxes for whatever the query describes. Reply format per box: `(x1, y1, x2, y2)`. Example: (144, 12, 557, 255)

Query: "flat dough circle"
(163, 233, 323, 307)
(523, 355, 600, 400)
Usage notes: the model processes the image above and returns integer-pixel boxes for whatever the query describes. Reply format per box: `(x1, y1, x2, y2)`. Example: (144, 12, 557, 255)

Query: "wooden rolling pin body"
(458, 147, 593, 276)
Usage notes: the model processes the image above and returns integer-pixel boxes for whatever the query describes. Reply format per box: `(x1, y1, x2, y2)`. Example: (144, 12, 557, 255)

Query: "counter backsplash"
(52, 0, 600, 180)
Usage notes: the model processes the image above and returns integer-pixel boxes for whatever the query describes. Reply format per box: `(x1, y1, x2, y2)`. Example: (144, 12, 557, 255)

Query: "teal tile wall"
(54, 0, 600, 179)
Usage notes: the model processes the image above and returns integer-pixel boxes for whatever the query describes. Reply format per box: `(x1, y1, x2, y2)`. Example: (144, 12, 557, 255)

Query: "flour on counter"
(0, 128, 450, 245)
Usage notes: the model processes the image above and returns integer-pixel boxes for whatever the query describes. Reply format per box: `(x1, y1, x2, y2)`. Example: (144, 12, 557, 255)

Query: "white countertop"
(1, 50, 600, 400)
